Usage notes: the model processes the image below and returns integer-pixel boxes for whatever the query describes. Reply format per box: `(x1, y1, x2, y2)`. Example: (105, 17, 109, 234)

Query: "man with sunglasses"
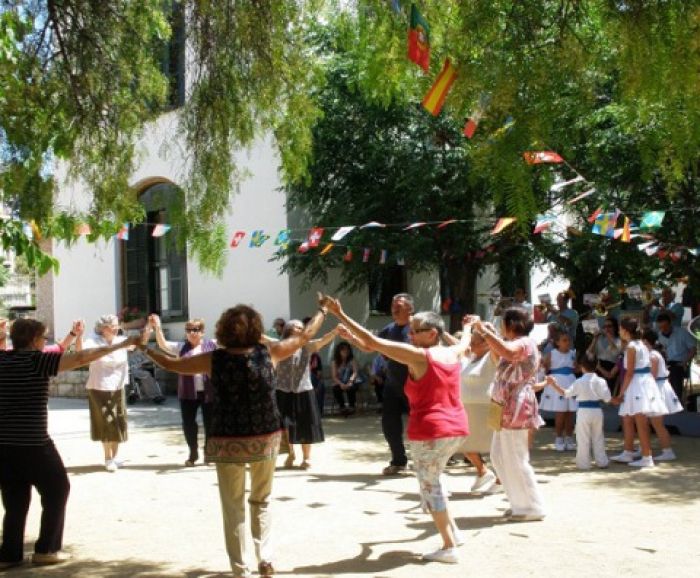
(149, 315, 217, 466)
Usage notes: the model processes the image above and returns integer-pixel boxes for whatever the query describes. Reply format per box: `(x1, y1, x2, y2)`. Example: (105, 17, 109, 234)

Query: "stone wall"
(49, 370, 88, 398)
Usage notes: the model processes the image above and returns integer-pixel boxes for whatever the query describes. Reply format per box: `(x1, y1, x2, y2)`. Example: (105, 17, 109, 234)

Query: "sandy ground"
(3, 397, 700, 578)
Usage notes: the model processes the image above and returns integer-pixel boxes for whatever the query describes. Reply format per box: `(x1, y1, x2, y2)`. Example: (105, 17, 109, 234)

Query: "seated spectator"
(331, 341, 362, 416)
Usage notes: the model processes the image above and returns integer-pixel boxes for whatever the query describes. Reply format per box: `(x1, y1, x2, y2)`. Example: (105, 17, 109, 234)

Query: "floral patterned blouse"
(491, 337, 544, 430)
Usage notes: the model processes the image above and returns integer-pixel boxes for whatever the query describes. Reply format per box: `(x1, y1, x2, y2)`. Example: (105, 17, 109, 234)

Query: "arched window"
(121, 183, 188, 320)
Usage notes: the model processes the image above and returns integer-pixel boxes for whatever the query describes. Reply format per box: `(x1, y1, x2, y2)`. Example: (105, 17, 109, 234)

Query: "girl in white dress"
(611, 318, 667, 468)
(643, 329, 681, 462)
(540, 331, 577, 451)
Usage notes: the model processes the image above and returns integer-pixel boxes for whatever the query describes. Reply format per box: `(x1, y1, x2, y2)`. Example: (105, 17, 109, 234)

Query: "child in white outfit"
(545, 355, 611, 469)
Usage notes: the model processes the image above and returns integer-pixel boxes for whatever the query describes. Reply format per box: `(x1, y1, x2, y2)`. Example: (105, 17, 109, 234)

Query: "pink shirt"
(404, 349, 469, 441)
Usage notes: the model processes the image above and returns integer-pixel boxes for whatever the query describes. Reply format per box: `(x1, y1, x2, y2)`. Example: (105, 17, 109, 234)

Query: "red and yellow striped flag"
(621, 217, 631, 242)
(421, 58, 457, 116)
(491, 217, 516, 235)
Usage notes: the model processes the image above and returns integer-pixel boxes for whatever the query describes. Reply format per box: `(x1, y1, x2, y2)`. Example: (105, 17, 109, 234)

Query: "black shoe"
(153, 396, 166, 404)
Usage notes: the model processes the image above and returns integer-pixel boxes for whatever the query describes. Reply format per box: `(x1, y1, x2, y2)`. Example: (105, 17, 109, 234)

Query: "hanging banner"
(320, 243, 334, 255)
(306, 227, 324, 248)
(152, 224, 171, 237)
(567, 188, 596, 205)
(116, 223, 130, 241)
(422, 58, 458, 116)
(491, 217, 516, 235)
(230, 231, 246, 248)
(249, 230, 270, 248)
(407, 4, 430, 72)
(331, 226, 356, 241)
(523, 151, 564, 165)
(273, 229, 290, 249)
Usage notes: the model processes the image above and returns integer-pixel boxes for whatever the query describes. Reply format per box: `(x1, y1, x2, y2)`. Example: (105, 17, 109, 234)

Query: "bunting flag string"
(151, 224, 171, 238)
(422, 58, 458, 116)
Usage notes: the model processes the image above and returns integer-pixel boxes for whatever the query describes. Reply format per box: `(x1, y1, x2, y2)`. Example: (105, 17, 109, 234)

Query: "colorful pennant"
(363, 248, 371, 263)
(407, 4, 430, 72)
(422, 58, 457, 116)
(361, 221, 386, 229)
(273, 229, 290, 249)
(379, 249, 388, 264)
(533, 214, 556, 234)
(230, 231, 246, 248)
(523, 151, 564, 165)
(75, 223, 91, 236)
(116, 223, 130, 241)
(591, 212, 618, 238)
(567, 188, 596, 205)
(404, 222, 426, 230)
(550, 175, 584, 193)
(152, 224, 171, 237)
(331, 226, 356, 241)
(639, 211, 665, 229)
(320, 243, 334, 255)
(491, 217, 516, 235)
(249, 230, 270, 248)
(306, 227, 324, 248)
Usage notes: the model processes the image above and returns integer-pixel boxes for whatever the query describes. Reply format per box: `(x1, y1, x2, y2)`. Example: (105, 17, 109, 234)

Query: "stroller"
(126, 350, 166, 405)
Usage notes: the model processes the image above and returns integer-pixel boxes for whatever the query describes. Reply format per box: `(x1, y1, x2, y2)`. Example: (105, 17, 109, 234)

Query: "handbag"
(487, 401, 504, 431)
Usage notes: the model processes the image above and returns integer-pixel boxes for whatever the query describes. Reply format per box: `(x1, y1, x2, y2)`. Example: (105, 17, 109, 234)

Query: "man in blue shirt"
(547, 291, 579, 344)
(377, 293, 414, 475)
(656, 312, 697, 401)
(648, 287, 685, 329)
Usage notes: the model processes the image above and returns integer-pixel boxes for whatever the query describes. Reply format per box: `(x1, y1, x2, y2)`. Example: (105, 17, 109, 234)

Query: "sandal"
(185, 459, 196, 467)
(259, 561, 274, 577)
(283, 455, 295, 469)
(300, 461, 311, 470)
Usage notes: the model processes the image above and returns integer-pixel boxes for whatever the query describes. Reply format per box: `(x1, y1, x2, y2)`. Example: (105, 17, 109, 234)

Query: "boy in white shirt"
(545, 355, 611, 469)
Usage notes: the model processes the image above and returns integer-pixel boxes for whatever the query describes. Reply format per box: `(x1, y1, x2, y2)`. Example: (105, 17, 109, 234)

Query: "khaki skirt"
(87, 389, 128, 442)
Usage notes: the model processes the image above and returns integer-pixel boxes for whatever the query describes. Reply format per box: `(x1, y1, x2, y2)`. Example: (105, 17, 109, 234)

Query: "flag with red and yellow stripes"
(421, 58, 457, 116)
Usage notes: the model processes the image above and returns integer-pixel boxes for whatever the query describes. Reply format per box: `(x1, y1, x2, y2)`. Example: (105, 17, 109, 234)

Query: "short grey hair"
(95, 314, 120, 335)
(412, 311, 445, 335)
(282, 319, 303, 339)
(393, 293, 415, 312)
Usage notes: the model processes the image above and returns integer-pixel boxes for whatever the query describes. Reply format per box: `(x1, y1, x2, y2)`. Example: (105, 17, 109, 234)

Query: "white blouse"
(83, 334, 129, 391)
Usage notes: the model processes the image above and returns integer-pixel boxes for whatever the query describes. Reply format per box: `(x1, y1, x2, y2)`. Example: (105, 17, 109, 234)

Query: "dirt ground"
(4, 398, 700, 577)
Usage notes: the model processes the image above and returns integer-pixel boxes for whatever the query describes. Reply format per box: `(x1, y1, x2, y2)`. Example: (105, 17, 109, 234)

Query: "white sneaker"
(628, 456, 654, 468)
(554, 438, 565, 452)
(105, 460, 118, 472)
(610, 451, 634, 463)
(654, 449, 676, 462)
(564, 438, 576, 451)
(470, 470, 497, 493)
(486, 482, 504, 494)
(422, 547, 459, 564)
(451, 528, 465, 547)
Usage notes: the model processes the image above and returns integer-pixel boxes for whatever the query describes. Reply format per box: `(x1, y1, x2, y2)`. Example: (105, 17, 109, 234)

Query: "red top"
(404, 349, 469, 441)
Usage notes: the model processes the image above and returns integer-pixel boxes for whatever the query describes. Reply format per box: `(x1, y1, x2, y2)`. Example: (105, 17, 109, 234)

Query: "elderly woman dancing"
(321, 294, 473, 564)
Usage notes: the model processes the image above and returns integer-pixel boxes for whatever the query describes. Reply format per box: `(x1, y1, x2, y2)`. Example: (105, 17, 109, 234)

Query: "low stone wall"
(49, 370, 88, 398)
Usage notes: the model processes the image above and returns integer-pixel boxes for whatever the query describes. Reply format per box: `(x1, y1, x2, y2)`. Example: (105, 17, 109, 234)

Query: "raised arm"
(323, 296, 428, 373)
(149, 314, 179, 356)
(142, 346, 212, 376)
(268, 305, 326, 364)
(306, 326, 338, 353)
(58, 335, 138, 372)
(475, 320, 527, 362)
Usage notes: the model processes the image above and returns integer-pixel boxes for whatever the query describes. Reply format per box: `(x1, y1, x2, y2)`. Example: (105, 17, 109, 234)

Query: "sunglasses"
(409, 327, 432, 334)
(185, 328, 202, 333)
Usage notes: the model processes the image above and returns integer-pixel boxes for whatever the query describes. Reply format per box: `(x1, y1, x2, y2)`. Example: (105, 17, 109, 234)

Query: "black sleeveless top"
(208, 345, 283, 438)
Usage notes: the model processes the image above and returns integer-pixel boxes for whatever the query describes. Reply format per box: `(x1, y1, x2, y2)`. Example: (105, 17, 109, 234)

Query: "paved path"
(4, 398, 700, 577)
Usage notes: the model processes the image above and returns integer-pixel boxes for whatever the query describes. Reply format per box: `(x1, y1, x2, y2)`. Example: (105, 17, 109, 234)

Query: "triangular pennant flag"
(343, 249, 353, 262)
(307, 227, 324, 248)
(407, 4, 430, 72)
(533, 214, 556, 234)
(567, 188, 596, 205)
(298, 241, 310, 254)
(422, 58, 458, 116)
(670, 250, 683, 262)
(363, 248, 371, 263)
(273, 229, 290, 249)
(587, 207, 603, 224)
(688, 247, 699, 257)
(320, 243, 334, 255)
(639, 211, 665, 229)
(523, 151, 564, 165)
(249, 230, 270, 248)
(152, 224, 171, 237)
(75, 223, 91, 236)
(360, 221, 386, 229)
(613, 228, 623, 240)
(637, 241, 655, 251)
(116, 223, 130, 241)
(550, 175, 584, 193)
(230, 231, 246, 248)
(396, 255, 405, 266)
(463, 118, 478, 139)
(437, 219, 457, 229)
(379, 249, 388, 264)
(404, 222, 426, 230)
(331, 226, 356, 241)
(645, 244, 659, 256)
(491, 218, 516, 235)
(621, 217, 631, 242)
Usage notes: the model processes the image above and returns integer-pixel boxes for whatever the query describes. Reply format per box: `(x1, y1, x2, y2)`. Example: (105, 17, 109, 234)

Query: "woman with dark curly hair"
(331, 341, 362, 416)
(140, 304, 326, 578)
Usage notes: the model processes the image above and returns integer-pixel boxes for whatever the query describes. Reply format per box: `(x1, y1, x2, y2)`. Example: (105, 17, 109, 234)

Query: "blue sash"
(655, 377, 668, 384)
(550, 367, 574, 376)
(578, 400, 601, 409)
(634, 367, 651, 375)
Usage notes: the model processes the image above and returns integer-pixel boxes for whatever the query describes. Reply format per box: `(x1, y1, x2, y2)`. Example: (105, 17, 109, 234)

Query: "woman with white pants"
(475, 309, 545, 522)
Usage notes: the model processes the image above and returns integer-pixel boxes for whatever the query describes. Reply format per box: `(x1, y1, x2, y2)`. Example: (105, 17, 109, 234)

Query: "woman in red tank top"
(320, 294, 476, 565)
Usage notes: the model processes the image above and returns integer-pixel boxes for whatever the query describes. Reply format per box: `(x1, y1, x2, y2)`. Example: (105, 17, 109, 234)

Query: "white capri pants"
(409, 436, 467, 512)
(491, 429, 545, 517)
(575, 408, 608, 469)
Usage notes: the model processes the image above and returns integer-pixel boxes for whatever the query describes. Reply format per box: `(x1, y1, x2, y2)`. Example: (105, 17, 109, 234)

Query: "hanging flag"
(396, 255, 405, 266)
(567, 188, 596, 205)
(298, 241, 310, 254)
(404, 222, 426, 230)
(360, 221, 386, 229)
(230, 231, 246, 248)
(639, 211, 665, 229)
(533, 214, 556, 234)
(491, 217, 516, 235)
(320, 243, 334, 256)
(688, 248, 699, 257)
(331, 226, 356, 241)
(637, 241, 655, 252)
(116, 223, 130, 241)
(363, 248, 371, 263)
(307, 227, 324, 248)
(22, 222, 34, 240)
(379, 249, 388, 264)
(437, 219, 457, 229)
(621, 217, 631, 242)
(75, 223, 91, 236)
(550, 175, 585, 193)
(422, 58, 457, 116)
(645, 244, 659, 256)
(273, 229, 290, 249)
(152, 224, 171, 237)
(343, 249, 353, 262)
(29, 220, 42, 240)
(463, 118, 478, 139)
(591, 212, 618, 238)
(523, 151, 564, 165)
(587, 207, 603, 224)
(489, 116, 515, 141)
(390, 0, 402, 14)
(249, 230, 270, 248)
(407, 4, 430, 72)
